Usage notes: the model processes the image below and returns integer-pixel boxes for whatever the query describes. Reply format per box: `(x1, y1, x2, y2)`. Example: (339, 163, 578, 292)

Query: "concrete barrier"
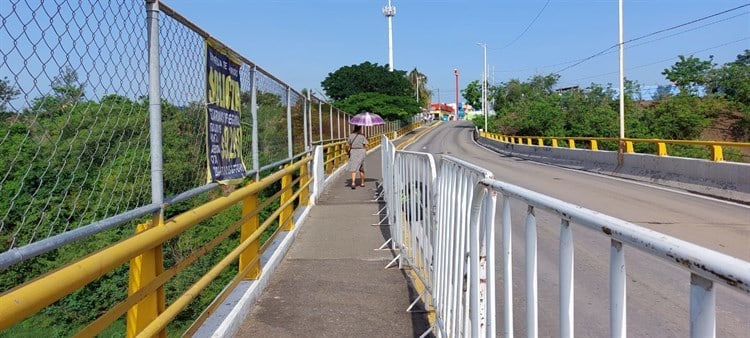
(476, 133, 750, 204)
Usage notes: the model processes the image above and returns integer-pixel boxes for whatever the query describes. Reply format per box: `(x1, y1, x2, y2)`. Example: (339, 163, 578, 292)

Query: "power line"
(497, 0, 551, 50)
(554, 3, 750, 74)
(623, 3, 750, 45)
(496, 10, 748, 75)
(559, 36, 750, 86)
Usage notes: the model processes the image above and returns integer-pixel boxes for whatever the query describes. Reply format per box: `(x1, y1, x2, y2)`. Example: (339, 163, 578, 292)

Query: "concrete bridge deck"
(232, 146, 431, 337)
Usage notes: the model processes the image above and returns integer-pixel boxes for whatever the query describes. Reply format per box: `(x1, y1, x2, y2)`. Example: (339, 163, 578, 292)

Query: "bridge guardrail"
(384, 137, 749, 337)
(481, 132, 750, 163)
(0, 0, 416, 335)
(433, 156, 497, 337)
(482, 177, 750, 338)
(0, 154, 314, 335)
(477, 130, 750, 204)
(382, 136, 497, 337)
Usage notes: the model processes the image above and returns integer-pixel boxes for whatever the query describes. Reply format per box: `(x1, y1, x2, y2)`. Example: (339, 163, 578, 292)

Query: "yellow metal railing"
(0, 120, 427, 337)
(480, 131, 750, 162)
(0, 156, 313, 337)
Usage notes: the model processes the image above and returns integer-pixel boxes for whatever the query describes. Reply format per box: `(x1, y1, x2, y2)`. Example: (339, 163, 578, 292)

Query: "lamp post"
(477, 42, 488, 132)
(618, 0, 625, 156)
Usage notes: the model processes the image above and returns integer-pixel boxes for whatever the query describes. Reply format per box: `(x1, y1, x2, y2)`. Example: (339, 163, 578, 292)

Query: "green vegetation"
(0, 66, 302, 336)
(321, 61, 424, 122)
(476, 50, 750, 161)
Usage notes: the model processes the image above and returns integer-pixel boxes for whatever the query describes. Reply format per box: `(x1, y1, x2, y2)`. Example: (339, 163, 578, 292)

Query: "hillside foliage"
(476, 50, 750, 161)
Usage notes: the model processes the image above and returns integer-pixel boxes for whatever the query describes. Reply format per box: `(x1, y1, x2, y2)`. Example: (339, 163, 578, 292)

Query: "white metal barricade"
(381, 139, 498, 338)
(377, 135, 398, 249)
(379, 137, 750, 338)
(390, 151, 436, 276)
(432, 156, 497, 338)
(483, 178, 750, 338)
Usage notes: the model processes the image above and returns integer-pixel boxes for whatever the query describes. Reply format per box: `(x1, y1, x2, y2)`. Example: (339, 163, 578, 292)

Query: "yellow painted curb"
(396, 122, 440, 150)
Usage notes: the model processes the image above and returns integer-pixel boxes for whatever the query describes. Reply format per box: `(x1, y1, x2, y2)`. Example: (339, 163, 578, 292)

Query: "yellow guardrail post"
(590, 140, 598, 151)
(325, 146, 332, 174)
(299, 160, 310, 206)
(526, 137, 532, 145)
(568, 139, 576, 149)
(625, 141, 634, 153)
(240, 191, 261, 279)
(711, 145, 724, 162)
(657, 142, 668, 156)
(333, 143, 340, 169)
(552, 139, 558, 148)
(127, 219, 166, 338)
(537, 138, 544, 146)
(280, 166, 294, 231)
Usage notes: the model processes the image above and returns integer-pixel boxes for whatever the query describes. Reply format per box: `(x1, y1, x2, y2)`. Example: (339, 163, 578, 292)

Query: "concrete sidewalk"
(234, 145, 431, 337)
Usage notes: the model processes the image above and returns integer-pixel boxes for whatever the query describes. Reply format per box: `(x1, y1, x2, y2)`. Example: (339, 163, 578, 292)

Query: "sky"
(162, 1, 748, 102)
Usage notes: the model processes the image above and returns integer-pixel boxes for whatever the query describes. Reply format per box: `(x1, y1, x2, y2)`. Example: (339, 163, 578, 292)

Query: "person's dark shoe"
(351, 184, 356, 190)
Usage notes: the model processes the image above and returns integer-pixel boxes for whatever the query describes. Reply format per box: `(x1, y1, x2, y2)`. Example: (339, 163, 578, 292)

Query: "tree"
(624, 78, 642, 101)
(0, 76, 20, 113)
(662, 55, 714, 95)
(334, 92, 420, 122)
(407, 68, 431, 109)
(653, 84, 675, 101)
(320, 61, 412, 101)
(461, 80, 482, 109)
(708, 49, 750, 104)
(491, 74, 559, 108)
(52, 65, 85, 105)
(527, 74, 560, 95)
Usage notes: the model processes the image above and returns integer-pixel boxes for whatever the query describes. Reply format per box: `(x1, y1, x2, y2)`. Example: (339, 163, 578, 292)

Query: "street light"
(477, 42, 488, 132)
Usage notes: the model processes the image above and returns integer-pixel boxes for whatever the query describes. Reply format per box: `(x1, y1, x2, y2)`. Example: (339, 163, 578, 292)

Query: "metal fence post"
(287, 86, 293, 160)
(318, 100, 323, 143)
(329, 104, 334, 141)
(251, 66, 259, 180)
(128, 1, 165, 337)
(304, 91, 310, 151)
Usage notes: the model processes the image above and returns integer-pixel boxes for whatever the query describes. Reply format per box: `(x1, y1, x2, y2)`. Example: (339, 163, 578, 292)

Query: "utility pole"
(383, 0, 396, 72)
(416, 71, 420, 102)
(618, 0, 625, 140)
(477, 42, 488, 132)
(454, 68, 459, 120)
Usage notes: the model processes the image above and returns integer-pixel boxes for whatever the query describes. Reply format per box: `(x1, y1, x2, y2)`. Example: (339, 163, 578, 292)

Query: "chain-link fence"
(0, 0, 364, 257)
(0, 0, 151, 250)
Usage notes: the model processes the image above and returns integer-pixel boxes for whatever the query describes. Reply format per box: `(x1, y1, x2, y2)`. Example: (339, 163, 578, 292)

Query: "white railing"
(391, 151, 436, 275)
(383, 140, 498, 338)
(485, 178, 750, 338)
(381, 136, 750, 338)
(433, 156, 497, 338)
(378, 135, 398, 250)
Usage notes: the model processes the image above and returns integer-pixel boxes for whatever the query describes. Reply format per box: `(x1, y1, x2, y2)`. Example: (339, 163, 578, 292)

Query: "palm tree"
(408, 68, 431, 109)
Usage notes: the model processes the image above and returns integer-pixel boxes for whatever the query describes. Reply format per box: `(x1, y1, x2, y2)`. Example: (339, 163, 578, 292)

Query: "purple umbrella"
(349, 111, 385, 126)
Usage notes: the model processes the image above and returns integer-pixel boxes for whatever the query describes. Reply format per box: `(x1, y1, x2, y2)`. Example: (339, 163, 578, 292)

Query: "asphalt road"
(403, 120, 750, 337)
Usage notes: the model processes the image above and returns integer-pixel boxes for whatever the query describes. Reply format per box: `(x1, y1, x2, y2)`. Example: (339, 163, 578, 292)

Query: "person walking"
(346, 125, 368, 189)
